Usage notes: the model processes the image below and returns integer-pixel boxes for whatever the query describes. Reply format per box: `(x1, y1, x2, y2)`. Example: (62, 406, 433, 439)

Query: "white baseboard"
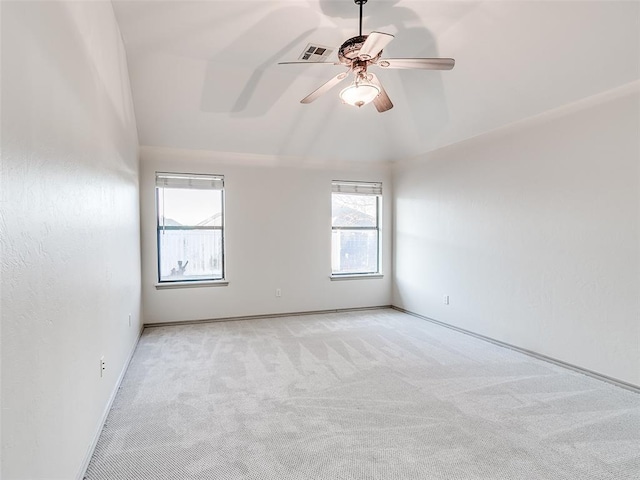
(144, 305, 392, 328)
(76, 326, 144, 480)
(392, 306, 640, 394)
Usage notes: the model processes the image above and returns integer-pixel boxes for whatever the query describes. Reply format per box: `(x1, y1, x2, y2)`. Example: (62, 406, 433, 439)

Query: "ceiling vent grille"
(298, 43, 334, 61)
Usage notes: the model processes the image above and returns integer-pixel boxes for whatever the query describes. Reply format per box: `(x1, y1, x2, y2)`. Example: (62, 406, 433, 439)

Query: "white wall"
(140, 147, 392, 323)
(1, 2, 141, 478)
(393, 83, 640, 387)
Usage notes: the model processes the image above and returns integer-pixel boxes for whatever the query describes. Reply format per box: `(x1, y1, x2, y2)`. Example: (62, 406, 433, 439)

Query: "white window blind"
(156, 172, 224, 190)
(332, 181, 382, 196)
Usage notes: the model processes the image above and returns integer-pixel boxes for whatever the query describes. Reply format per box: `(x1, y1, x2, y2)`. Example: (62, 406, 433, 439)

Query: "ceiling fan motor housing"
(338, 35, 382, 65)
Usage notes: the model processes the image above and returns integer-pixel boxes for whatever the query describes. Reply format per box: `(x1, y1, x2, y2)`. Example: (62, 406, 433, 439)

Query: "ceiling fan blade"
(300, 71, 350, 104)
(278, 61, 341, 65)
(377, 58, 455, 70)
(368, 73, 393, 113)
(358, 31, 394, 60)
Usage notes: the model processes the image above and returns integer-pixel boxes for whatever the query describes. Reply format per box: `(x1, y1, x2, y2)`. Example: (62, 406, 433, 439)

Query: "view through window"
(331, 181, 382, 275)
(156, 173, 224, 282)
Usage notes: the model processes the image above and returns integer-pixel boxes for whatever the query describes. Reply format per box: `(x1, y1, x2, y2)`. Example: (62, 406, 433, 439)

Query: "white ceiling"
(111, 0, 640, 163)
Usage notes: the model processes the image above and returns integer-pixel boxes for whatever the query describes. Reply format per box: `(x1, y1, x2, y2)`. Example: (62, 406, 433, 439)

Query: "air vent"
(298, 43, 334, 61)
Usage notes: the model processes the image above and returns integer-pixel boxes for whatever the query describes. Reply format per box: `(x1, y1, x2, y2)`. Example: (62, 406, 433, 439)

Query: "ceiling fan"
(279, 0, 455, 112)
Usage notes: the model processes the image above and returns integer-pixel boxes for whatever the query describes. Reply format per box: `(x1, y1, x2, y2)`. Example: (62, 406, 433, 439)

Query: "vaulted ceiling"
(112, 0, 640, 163)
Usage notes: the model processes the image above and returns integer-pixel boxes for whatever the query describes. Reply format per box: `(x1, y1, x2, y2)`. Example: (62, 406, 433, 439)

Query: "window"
(156, 172, 224, 283)
(331, 181, 382, 275)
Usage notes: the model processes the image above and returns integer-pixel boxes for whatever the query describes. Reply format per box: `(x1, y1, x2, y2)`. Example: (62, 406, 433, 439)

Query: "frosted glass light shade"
(339, 81, 380, 108)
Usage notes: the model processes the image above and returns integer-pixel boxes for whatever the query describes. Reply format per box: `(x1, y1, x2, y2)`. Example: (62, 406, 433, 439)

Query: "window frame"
(155, 172, 226, 285)
(330, 181, 382, 277)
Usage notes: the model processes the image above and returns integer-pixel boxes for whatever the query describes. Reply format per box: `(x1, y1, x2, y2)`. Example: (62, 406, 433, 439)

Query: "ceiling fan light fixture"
(339, 80, 380, 108)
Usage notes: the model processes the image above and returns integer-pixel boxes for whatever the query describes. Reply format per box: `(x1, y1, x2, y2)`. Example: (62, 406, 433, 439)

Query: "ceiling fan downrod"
(355, 0, 367, 37)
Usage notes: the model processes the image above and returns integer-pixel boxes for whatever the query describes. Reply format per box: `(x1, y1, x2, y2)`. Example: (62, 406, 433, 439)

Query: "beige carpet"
(86, 309, 640, 479)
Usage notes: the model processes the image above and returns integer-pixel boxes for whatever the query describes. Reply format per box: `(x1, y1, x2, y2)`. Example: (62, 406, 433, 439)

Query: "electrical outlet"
(443, 295, 450, 305)
(100, 356, 106, 377)
(275, 288, 282, 297)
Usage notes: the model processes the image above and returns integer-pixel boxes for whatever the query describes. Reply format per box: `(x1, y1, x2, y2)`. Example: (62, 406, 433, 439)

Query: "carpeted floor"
(85, 309, 640, 479)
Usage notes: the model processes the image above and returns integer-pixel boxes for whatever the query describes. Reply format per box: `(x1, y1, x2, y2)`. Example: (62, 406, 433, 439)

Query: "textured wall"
(140, 148, 392, 324)
(393, 84, 640, 387)
(1, 2, 141, 478)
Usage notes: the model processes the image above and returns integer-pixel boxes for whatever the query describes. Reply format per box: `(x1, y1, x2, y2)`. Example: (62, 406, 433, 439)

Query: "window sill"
(330, 274, 384, 281)
(155, 280, 229, 290)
